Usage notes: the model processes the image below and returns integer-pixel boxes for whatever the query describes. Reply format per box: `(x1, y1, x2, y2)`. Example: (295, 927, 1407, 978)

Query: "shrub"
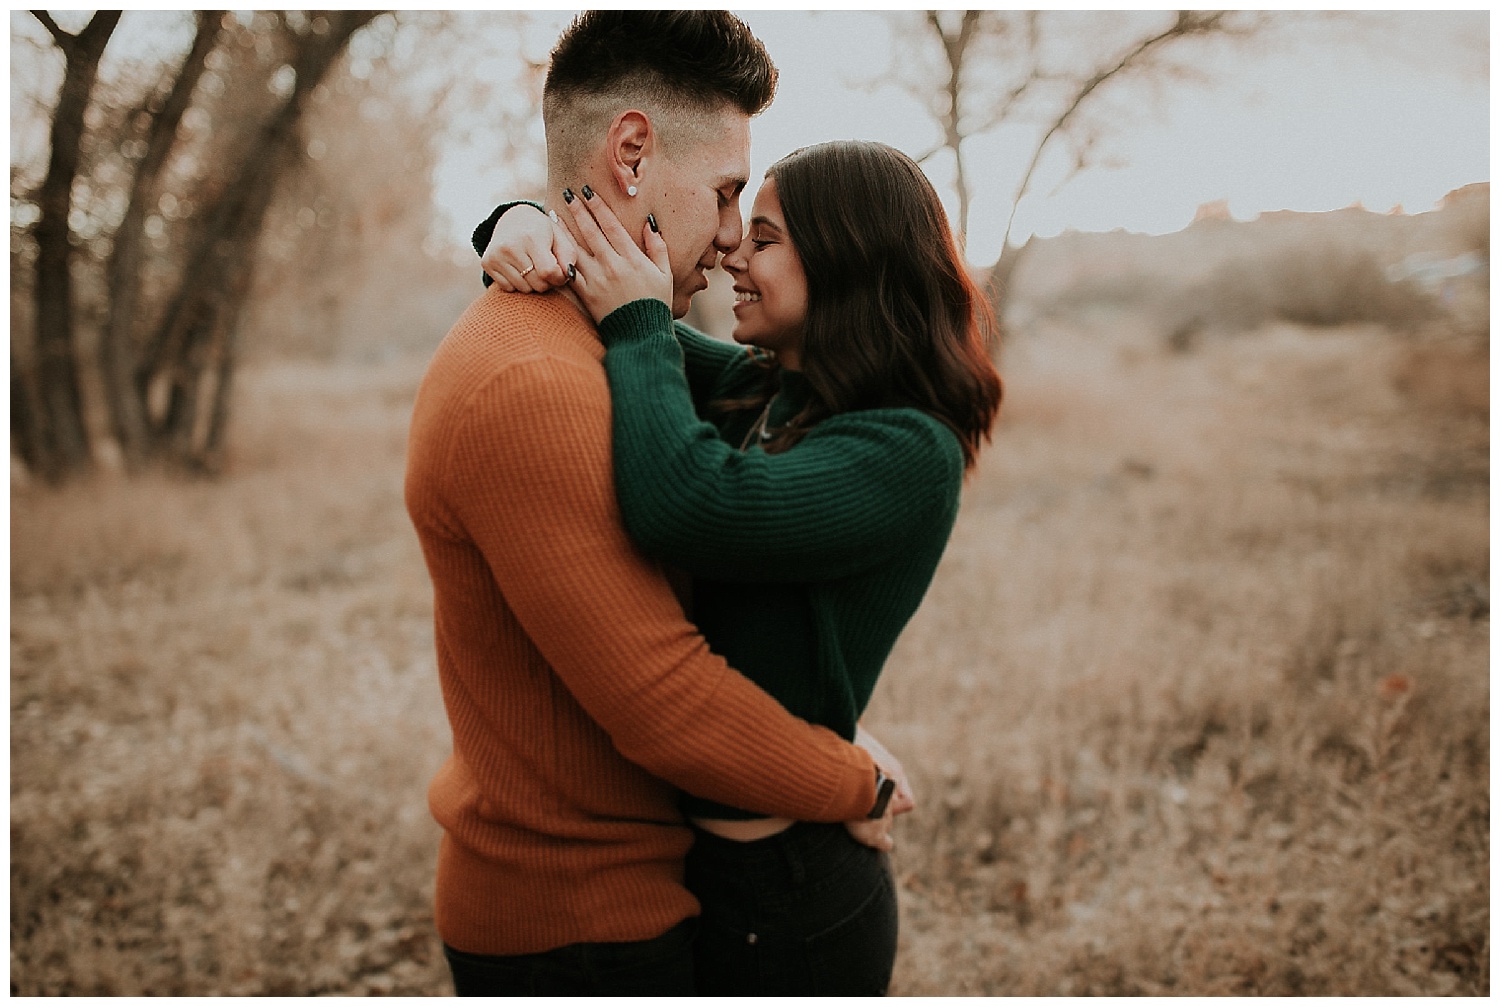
(1186, 241, 1438, 336)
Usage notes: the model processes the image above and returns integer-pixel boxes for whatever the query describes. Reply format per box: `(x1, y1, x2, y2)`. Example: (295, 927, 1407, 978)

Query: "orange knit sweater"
(405, 286, 876, 956)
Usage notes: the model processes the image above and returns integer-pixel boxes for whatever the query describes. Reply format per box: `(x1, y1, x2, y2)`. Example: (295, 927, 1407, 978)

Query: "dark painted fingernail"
(581, 184, 594, 200)
(562, 188, 574, 204)
(647, 213, 658, 233)
(566, 263, 576, 283)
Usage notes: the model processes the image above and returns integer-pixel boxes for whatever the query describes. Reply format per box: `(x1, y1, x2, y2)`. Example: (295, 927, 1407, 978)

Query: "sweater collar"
(773, 367, 812, 421)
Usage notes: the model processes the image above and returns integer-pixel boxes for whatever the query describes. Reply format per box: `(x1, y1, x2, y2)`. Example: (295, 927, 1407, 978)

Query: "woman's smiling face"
(722, 179, 809, 370)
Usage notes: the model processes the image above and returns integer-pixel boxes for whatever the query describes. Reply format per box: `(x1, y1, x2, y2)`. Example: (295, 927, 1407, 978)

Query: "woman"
(481, 140, 1002, 994)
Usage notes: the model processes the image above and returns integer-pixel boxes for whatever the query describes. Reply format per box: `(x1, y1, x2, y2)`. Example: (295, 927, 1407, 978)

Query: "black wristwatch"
(867, 767, 897, 819)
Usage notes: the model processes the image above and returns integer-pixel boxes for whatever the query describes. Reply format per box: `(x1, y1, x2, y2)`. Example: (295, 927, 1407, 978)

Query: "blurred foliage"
(1187, 243, 1433, 336)
(10, 10, 547, 480)
(1008, 187, 1487, 350)
(242, 10, 550, 360)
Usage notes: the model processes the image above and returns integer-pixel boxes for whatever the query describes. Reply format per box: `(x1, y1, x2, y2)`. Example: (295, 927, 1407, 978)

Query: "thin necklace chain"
(740, 398, 776, 451)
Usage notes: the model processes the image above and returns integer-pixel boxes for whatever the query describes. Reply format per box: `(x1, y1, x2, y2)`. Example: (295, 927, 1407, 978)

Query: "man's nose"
(715, 209, 743, 253)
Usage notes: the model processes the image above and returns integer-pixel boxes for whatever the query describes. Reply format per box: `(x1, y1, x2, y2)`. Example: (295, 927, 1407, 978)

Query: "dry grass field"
(880, 316, 1488, 995)
(10, 300, 1488, 992)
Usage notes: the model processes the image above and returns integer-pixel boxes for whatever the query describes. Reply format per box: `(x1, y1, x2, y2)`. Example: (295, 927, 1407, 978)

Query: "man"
(405, 11, 894, 995)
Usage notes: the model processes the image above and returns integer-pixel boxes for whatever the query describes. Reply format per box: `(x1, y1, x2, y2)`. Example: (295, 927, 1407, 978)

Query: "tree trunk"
(100, 11, 222, 470)
(12, 347, 44, 473)
(136, 11, 381, 472)
(948, 97, 970, 252)
(984, 236, 1034, 350)
(928, 10, 981, 250)
(29, 10, 122, 481)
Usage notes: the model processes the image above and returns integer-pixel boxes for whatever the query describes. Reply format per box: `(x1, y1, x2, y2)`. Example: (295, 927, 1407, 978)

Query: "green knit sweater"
(597, 298, 964, 819)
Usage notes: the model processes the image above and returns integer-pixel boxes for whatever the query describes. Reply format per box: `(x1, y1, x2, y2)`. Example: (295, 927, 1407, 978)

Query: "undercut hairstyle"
(732, 141, 1003, 469)
(542, 11, 777, 173)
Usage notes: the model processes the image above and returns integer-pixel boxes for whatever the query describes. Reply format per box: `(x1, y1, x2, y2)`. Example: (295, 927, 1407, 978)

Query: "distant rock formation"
(1192, 199, 1232, 224)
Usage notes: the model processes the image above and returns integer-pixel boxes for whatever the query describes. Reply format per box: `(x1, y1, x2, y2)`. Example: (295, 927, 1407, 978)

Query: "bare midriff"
(691, 815, 795, 841)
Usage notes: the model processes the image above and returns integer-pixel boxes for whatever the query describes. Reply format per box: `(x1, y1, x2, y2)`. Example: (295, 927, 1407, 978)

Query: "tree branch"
(105, 11, 223, 463)
(1000, 11, 1231, 251)
(911, 142, 945, 165)
(28, 7, 122, 479)
(30, 10, 70, 48)
(964, 73, 1039, 138)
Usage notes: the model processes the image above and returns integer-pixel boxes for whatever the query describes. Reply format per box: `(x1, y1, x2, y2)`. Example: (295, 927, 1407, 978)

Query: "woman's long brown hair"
(734, 140, 1002, 468)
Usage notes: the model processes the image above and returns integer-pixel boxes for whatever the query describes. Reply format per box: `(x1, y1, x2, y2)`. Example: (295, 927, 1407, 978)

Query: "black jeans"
(686, 820, 899, 995)
(443, 917, 696, 996)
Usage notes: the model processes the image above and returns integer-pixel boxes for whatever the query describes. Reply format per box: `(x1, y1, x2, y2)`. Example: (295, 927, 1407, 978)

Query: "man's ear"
(606, 109, 653, 199)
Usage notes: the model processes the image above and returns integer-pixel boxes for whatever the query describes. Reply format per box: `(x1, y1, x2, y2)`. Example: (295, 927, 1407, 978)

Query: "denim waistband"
(688, 821, 863, 886)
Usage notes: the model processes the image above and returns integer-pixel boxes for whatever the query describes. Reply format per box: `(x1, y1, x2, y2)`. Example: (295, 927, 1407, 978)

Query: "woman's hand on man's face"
(561, 185, 673, 323)
(482, 204, 578, 292)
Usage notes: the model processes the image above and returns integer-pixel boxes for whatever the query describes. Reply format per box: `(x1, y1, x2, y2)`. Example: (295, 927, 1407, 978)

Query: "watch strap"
(868, 767, 897, 819)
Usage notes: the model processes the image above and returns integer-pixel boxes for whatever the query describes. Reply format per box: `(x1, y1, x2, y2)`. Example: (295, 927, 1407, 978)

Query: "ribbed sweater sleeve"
(672, 321, 753, 409)
(599, 298, 964, 583)
(438, 345, 874, 821)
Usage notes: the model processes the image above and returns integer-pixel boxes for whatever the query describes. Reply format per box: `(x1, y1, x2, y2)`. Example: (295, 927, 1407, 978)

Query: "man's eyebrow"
(717, 176, 748, 197)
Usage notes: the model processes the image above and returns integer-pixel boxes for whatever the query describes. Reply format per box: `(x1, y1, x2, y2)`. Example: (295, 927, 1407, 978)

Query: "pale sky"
(10, 11, 1488, 268)
(433, 10, 1489, 265)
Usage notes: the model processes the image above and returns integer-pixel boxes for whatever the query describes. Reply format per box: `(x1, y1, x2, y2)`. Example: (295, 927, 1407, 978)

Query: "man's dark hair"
(545, 11, 777, 116)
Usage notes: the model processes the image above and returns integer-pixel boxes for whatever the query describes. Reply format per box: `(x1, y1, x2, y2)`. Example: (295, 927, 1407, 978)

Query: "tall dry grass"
(11, 361, 451, 995)
(10, 311, 1488, 993)
(875, 318, 1488, 995)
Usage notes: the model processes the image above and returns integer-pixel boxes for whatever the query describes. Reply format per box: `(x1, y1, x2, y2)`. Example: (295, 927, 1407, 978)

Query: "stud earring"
(627, 185, 638, 197)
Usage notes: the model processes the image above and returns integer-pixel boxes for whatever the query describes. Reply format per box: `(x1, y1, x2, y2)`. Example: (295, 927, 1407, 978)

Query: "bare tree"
(240, 11, 547, 363)
(99, 10, 223, 471)
(905, 11, 1039, 257)
(13, 10, 555, 481)
(24, 10, 121, 481)
(132, 10, 383, 472)
(16, 10, 385, 480)
(884, 10, 1264, 310)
